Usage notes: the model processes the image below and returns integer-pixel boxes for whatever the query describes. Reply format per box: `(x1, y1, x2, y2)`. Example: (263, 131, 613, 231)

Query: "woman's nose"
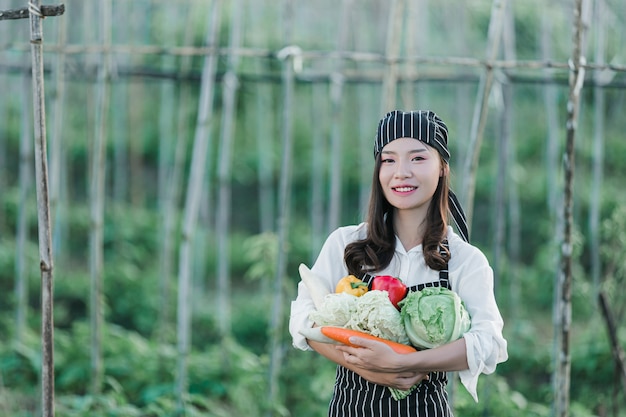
(393, 160, 411, 178)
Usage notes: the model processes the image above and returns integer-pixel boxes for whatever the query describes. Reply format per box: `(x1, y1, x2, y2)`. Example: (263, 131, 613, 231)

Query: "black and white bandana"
(374, 110, 470, 242)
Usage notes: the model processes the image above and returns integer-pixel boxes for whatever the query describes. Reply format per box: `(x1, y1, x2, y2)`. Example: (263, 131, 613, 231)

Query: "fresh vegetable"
(335, 275, 368, 296)
(399, 286, 471, 350)
(309, 293, 358, 327)
(319, 326, 417, 354)
(371, 275, 408, 309)
(346, 290, 410, 344)
(298, 263, 331, 309)
(298, 326, 340, 345)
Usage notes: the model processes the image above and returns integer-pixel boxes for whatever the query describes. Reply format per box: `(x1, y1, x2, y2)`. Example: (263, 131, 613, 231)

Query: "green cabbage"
(399, 287, 471, 350)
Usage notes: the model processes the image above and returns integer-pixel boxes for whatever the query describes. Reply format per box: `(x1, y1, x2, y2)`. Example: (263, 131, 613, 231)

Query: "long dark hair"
(344, 154, 451, 276)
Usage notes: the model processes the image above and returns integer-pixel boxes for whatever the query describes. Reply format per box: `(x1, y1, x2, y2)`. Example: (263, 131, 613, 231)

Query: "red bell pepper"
(371, 275, 408, 310)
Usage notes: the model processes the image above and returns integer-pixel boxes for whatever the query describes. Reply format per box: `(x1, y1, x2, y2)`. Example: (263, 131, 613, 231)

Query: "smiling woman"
(289, 110, 508, 417)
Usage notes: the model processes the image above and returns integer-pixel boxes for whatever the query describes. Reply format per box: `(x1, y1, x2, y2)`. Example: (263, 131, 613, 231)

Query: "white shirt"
(288, 223, 508, 402)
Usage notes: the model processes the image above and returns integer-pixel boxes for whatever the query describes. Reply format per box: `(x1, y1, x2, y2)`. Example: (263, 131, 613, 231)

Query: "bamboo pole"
(1, 58, 625, 89)
(459, 0, 506, 231)
(354, 5, 378, 216)
(1, 40, 626, 75)
(156, 0, 184, 341)
(494, 0, 517, 317)
(158, 0, 197, 340)
(327, 0, 352, 231)
(89, 0, 112, 395)
(554, 0, 588, 415)
(27, 1, 56, 415)
(216, 0, 244, 341)
(541, 10, 561, 219)
(253, 0, 276, 236)
(543, 13, 567, 401)
(111, 2, 130, 204)
(175, 0, 222, 410)
(380, 0, 403, 113)
(267, 0, 296, 412)
(589, 0, 606, 297)
(0, 3, 64, 20)
(598, 291, 626, 397)
(309, 83, 328, 260)
(0, 11, 8, 237)
(15, 69, 32, 343)
(49, 1, 67, 262)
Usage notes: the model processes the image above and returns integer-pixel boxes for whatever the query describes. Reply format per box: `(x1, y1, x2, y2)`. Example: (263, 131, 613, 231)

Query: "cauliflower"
(346, 290, 409, 345)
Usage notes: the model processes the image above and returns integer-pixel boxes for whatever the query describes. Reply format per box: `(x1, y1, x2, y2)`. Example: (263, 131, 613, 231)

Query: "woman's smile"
(392, 186, 417, 194)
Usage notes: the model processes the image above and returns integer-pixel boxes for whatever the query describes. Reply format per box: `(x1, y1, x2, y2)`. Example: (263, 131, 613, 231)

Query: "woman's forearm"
(335, 333, 470, 376)
(404, 338, 469, 373)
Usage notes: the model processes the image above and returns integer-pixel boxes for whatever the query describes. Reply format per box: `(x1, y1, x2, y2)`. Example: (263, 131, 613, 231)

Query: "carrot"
(320, 326, 417, 354)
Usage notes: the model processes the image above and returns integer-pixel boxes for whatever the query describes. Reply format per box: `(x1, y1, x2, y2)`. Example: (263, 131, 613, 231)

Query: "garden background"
(1, 0, 626, 416)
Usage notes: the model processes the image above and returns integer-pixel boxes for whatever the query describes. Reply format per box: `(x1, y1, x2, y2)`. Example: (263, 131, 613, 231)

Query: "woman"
(289, 110, 508, 416)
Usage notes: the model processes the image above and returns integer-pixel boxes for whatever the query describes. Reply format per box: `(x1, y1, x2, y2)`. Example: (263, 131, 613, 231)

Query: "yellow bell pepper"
(335, 275, 368, 296)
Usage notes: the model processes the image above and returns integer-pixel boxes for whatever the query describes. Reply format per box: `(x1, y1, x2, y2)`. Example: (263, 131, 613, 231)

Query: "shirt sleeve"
(450, 242, 508, 402)
(289, 226, 356, 351)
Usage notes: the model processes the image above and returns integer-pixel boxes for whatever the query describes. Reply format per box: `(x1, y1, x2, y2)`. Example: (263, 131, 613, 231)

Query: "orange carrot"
(320, 326, 417, 354)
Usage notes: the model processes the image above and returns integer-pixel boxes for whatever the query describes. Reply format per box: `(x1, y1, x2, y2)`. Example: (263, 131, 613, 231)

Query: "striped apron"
(328, 242, 453, 417)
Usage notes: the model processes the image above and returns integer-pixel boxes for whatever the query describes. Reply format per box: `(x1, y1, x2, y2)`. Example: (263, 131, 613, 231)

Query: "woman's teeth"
(394, 187, 415, 192)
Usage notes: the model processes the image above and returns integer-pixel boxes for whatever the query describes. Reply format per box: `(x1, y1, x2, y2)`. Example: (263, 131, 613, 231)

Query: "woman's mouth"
(393, 186, 416, 193)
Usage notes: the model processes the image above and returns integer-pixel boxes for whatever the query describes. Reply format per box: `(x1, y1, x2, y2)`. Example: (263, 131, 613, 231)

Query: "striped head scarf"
(374, 110, 470, 242)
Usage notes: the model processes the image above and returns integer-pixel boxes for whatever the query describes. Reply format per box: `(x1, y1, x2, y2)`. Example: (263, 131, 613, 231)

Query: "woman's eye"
(381, 158, 395, 164)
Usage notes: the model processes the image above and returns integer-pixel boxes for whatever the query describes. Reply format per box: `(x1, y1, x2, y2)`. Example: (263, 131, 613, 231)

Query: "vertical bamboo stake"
(0, 16, 7, 214)
(216, 0, 243, 341)
(176, 0, 222, 410)
(252, 0, 276, 238)
(401, 0, 424, 109)
(49, 2, 67, 259)
(554, 0, 588, 415)
(28, 1, 55, 415)
(111, 1, 130, 203)
(255, 81, 276, 235)
(495, 0, 518, 317)
(267, 1, 296, 411)
(589, 0, 606, 296)
(309, 84, 328, 260)
(15, 70, 32, 344)
(459, 0, 506, 231)
(355, 5, 378, 215)
(541, 11, 561, 218)
(380, 0, 403, 114)
(89, 0, 112, 395)
(450, 2, 471, 176)
(158, 0, 196, 339)
(156, 0, 183, 340)
(327, 0, 352, 231)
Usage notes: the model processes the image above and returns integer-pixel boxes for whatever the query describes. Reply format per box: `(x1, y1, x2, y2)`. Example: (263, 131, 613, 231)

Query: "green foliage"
(0, 321, 269, 416)
(243, 232, 278, 283)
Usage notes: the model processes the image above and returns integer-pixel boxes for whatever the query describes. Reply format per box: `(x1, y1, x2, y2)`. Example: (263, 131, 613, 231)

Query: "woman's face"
(378, 138, 443, 213)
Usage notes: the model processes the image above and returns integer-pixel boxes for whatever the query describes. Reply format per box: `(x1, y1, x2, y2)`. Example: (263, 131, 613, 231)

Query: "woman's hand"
(335, 336, 430, 389)
(355, 368, 427, 391)
(336, 336, 411, 372)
